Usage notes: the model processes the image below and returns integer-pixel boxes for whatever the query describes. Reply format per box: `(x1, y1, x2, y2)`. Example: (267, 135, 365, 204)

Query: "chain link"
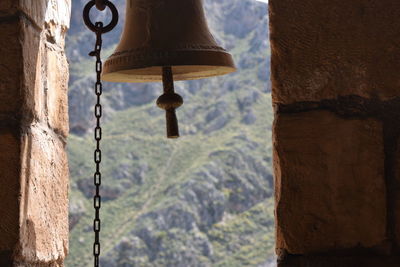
(90, 21, 104, 267)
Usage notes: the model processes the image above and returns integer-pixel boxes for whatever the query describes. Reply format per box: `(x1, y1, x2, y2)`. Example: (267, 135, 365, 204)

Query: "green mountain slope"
(66, 0, 274, 266)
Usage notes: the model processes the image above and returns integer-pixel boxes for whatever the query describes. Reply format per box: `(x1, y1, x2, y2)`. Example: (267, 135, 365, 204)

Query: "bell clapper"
(157, 66, 183, 139)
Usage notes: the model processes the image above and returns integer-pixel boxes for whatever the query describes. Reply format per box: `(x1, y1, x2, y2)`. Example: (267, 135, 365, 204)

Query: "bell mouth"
(101, 50, 236, 83)
(102, 65, 236, 83)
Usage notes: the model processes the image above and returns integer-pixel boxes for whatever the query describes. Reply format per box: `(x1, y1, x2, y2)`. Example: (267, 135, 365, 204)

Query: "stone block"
(0, 18, 69, 136)
(0, 18, 43, 122)
(18, 0, 47, 28)
(274, 110, 386, 254)
(0, 1, 71, 31)
(45, 50, 69, 137)
(0, 20, 23, 114)
(0, 131, 21, 252)
(0, 0, 14, 12)
(0, 0, 70, 265)
(16, 124, 69, 264)
(21, 19, 43, 124)
(270, 0, 400, 104)
(0, 1, 46, 28)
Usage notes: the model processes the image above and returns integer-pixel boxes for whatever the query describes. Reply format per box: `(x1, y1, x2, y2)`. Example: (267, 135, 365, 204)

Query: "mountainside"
(66, 0, 273, 266)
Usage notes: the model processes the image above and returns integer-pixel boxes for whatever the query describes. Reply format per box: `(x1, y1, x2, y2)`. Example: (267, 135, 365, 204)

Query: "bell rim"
(101, 65, 236, 83)
(102, 49, 236, 83)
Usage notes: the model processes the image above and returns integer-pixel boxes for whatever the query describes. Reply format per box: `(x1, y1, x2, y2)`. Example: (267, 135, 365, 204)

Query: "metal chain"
(90, 21, 104, 267)
(83, 1, 118, 266)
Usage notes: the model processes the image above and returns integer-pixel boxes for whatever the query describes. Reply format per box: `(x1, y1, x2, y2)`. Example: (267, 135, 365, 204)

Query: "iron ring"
(95, 0, 106, 11)
(83, 0, 119, 33)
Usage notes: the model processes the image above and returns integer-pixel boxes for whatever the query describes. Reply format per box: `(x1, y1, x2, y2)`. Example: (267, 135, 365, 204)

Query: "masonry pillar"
(270, 1, 400, 266)
(0, 0, 70, 266)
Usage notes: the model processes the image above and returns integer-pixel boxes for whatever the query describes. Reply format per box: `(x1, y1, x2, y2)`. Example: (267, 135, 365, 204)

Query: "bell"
(102, 0, 236, 138)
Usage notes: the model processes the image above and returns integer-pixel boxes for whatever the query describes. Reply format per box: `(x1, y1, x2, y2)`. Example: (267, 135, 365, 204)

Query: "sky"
(256, 0, 268, 3)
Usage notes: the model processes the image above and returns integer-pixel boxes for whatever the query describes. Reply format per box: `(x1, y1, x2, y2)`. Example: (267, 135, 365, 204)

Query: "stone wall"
(0, 0, 70, 266)
(270, 0, 400, 266)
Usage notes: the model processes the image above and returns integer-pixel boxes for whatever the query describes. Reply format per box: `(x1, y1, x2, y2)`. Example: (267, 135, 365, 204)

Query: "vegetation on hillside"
(66, 0, 273, 266)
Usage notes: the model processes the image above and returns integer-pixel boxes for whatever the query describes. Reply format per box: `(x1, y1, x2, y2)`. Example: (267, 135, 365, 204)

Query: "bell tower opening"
(66, 0, 273, 266)
(3, 0, 400, 266)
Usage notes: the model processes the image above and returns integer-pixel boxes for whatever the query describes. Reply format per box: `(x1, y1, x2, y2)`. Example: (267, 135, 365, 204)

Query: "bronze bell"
(102, 0, 236, 138)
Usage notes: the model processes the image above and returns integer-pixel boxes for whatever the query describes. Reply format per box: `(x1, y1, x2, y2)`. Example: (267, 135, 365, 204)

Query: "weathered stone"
(0, 20, 23, 114)
(0, 1, 46, 29)
(45, 50, 69, 137)
(0, 0, 71, 31)
(15, 124, 69, 265)
(0, 0, 70, 265)
(274, 110, 386, 254)
(0, 131, 21, 252)
(0, 16, 42, 122)
(18, 0, 47, 28)
(0, 18, 69, 136)
(270, 0, 400, 104)
(0, 0, 15, 12)
(21, 19, 43, 124)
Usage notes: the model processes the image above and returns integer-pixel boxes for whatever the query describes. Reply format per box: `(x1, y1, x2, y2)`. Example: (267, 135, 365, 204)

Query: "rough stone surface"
(0, 1, 71, 30)
(273, 110, 386, 254)
(0, 1, 70, 136)
(15, 125, 69, 265)
(21, 19, 43, 124)
(270, 1, 400, 262)
(21, 2, 70, 136)
(0, 20, 23, 114)
(0, 131, 21, 252)
(0, 0, 71, 265)
(45, 49, 69, 137)
(269, 0, 400, 104)
(0, 0, 14, 12)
